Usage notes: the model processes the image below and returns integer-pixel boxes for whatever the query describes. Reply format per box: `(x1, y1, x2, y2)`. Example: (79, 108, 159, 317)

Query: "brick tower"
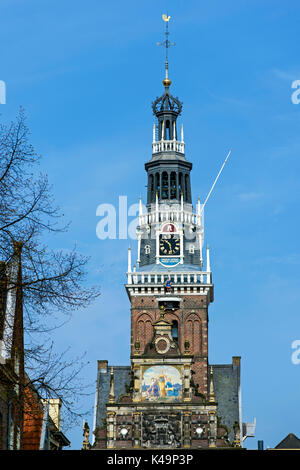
(93, 18, 244, 450)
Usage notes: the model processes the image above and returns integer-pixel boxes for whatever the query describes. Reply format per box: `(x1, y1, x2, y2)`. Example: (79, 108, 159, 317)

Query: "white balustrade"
(126, 270, 212, 286)
(138, 207, 203, 228)
(152, 140, 185, 154)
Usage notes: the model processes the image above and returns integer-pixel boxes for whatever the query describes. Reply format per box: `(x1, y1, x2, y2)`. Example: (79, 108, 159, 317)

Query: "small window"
(162, 172, 169, 199)
(172, 320, 178, 342)
(189, 244, 195, 254)
(145, 245, 151, 255)
(170, 172, 176, 199)
(158, 301, 179, 310)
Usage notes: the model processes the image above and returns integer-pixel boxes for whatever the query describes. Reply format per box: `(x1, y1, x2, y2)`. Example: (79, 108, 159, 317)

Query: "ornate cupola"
(146, 19, 192, 206)
(152, 77, 182, 143)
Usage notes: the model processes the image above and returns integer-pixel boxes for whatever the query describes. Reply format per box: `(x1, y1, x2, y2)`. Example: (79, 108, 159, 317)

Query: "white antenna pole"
(201, 149, 232, 214)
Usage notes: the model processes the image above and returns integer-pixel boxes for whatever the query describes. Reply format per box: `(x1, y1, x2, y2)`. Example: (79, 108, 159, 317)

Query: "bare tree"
(0, 109, 100, 428)
(24, 344, 93, 430)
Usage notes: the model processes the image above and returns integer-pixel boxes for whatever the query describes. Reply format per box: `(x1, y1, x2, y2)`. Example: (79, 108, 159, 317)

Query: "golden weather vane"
(157, 14, 175, 85)
(157, 13, 175, 62)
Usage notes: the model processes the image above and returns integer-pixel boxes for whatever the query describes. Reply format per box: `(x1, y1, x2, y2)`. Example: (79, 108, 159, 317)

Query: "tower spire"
(157, 14, 175, 88)
(152, 15, 183, 153)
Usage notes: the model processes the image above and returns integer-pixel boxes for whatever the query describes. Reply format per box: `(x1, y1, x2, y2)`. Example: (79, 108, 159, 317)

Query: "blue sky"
(2, 0, 300, 450)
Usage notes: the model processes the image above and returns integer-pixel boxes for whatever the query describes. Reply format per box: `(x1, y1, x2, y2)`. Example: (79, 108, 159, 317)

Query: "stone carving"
(142, 413, 182, 448)
(82, 421, 91, 450)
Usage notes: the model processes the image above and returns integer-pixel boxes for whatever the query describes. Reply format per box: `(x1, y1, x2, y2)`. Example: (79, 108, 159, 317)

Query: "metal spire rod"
(157, 14, 175, 79)
(201, 149, 232, 213)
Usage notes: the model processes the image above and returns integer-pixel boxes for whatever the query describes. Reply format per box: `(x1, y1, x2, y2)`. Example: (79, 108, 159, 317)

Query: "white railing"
(138, 207, 203, 227)
(127, 271, 211, 286)
(152, 140, 185, 154)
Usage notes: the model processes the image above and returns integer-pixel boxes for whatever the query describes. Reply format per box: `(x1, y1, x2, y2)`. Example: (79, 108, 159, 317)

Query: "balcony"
(138, 206, 203, 228)
(152, 140, 185, 154)
(127, 270, 211, 286)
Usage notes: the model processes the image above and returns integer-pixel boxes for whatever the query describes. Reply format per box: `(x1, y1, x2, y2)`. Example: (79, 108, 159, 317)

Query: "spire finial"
(82, 420, 91, 450)
(139, 196, 143, 217)
(109, 367, 115, 403)
(209, 366, 216, 403)
(206, 245, 211, 272)
(159, 305, 165, 319)
(157, 14, 175, 88)
(128, 246, 132, 273)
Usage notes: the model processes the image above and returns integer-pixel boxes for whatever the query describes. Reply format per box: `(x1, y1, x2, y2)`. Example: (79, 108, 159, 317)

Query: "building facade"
(93, 24, 246, 450)
(0, 241, 24, 450)
(23, 384, 70, 451)
(0, 241, 70, 450)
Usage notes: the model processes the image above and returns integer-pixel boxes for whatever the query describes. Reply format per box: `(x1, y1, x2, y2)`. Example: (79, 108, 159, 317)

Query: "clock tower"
(92, 18, 245, 450)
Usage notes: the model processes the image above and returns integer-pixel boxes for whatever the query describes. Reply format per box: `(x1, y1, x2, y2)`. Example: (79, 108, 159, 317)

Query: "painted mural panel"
(141, 365, 182, 402)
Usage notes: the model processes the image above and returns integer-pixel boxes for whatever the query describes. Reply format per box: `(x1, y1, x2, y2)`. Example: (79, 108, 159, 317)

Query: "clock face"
(159, 234, 180, 256)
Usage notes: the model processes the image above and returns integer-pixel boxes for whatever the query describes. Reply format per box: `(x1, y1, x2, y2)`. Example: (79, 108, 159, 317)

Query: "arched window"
(137, 314, 153, 353)
(155, 173, 160, 197)
(162, 172, 169, 199)
(189, 244, 195, 254)
(185, 315, 201, 354)
(185, 174, 190, 201)
(149, 175, 154, 203)
(170, 172, 176, 199)
(185, 175, 191, 201)
(171, 320, 178, 342)
(165, 120, 170, 140)
(178, 173, 183, 197)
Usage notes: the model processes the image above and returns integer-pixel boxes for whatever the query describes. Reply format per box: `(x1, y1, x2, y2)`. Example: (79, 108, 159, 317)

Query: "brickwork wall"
(22, 386, 43, 450)
(93, 427, 107, 449)
(130, 294, 209, 396)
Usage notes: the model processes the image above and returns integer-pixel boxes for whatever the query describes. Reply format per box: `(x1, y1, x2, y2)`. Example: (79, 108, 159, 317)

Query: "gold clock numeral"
(160, 241, 168, 254)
